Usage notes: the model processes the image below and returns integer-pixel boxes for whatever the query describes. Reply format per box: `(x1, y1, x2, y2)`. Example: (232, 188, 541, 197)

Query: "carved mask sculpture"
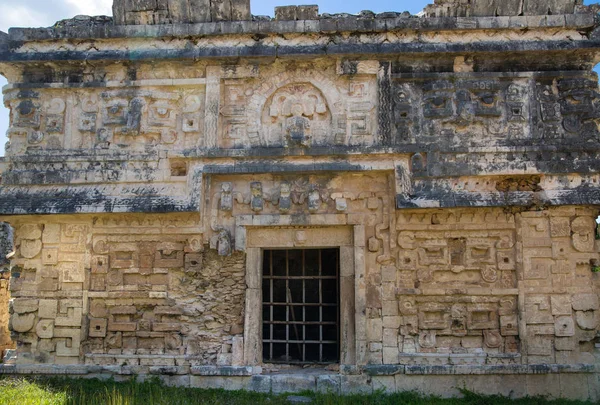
(571, 217, 595, 252)
(285, 104, 311, 148)
(250, 182, 263, 212)
(279, 182, 292, 213)
(220, 182, 233, 212)
(308, 185, 321, 213)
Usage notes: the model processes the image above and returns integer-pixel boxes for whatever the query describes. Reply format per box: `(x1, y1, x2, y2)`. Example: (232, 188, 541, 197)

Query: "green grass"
(0, 377, 597, 405)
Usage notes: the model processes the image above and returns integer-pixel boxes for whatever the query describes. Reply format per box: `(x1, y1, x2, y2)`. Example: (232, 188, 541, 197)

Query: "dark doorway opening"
(262, 249, 340, 364)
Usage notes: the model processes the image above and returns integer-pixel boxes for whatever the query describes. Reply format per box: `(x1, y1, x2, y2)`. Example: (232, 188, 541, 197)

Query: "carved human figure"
(220, 182, 233, 212)
(123, 98, 144, 135)
(411, 153, 427, 176)
(285, 104, 311, 148)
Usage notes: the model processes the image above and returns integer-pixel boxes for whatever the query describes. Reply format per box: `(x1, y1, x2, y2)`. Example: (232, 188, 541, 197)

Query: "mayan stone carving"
(0, 0, 599, 399)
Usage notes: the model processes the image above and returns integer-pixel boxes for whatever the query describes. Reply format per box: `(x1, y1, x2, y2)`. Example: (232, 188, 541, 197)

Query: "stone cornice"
(5, 13, 596, 44)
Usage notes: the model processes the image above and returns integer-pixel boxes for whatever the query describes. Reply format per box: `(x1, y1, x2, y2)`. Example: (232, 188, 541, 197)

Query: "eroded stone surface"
(0, 0, 599, 398)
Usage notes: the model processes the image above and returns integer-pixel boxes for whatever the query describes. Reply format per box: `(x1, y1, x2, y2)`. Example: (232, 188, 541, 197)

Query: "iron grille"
(262, 249, 340, 364)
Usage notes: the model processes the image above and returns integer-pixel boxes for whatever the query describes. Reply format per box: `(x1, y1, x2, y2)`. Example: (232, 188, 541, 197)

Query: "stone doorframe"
(238, 215, 366, 367)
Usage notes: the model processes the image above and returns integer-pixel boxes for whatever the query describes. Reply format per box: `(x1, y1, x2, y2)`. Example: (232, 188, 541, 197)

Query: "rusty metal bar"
(262, 248, 340, 364)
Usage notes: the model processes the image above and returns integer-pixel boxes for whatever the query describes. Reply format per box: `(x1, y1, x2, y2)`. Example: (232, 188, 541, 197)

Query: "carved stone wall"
(0, 0, 599, 398)
(0, 223, 14, 357)
(7, 215, 246, 366)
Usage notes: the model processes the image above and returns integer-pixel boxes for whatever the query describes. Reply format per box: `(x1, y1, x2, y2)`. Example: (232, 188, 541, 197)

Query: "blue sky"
(0, 0, 597, 155)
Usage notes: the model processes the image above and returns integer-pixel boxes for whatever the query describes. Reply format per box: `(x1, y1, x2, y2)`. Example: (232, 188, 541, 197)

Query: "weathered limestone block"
(575, 311, 598, 330)
(55, 328, 81, 357)
(423, 0, 582, 17)
(113, 0, 250, 24)
(275, 5, 319, 20)
(35, 320, 54, 339)
(55, 300, 83, 327)
(572, 294, 599, 311)
(11, 313, 35, 333)
(12, 299, 38, 314)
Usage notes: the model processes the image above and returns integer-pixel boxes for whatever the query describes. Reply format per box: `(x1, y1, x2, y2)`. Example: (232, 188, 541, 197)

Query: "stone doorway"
(242, 226, 358, 367)
(262, 249, 340, 364)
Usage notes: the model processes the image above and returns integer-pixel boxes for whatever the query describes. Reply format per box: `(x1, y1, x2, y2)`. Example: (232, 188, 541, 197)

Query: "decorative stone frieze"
(0, 0, 599, 399)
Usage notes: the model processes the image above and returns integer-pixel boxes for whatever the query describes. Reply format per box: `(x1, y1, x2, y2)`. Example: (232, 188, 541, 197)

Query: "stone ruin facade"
(0, 0, 599, 399)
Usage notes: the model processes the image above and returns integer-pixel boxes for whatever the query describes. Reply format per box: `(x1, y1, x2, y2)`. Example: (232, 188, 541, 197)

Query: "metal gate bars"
(262, 249, 340, 364)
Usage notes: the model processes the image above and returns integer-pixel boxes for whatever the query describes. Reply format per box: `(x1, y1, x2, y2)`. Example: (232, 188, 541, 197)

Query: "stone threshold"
(0, 363, 598, 400)
(1, 363, 598, 377)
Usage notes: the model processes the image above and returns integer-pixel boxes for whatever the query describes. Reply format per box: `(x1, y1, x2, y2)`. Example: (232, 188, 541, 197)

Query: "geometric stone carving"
(525, 296, 554, 324)
(20, 239, 42, 259)
(467, 307, 498, 330)
(219, 183, 233, 211)
(11, 313, 35, 332)
(59, 262, 84, 283)
(261, 83, 331, 148)
(554, 316, 575, 337)
(38, 299, 58, 319)
(500, 315, 519, 336)
(571, 217, 595, 252)
(89, 318, 108, 338)
(575, 311, 599, 331)
(483, 330, 502, 348)
(55, 300, 83, 327)
(91, 256, 109, 273)
(550, 295, 572, 316)
(36, 320, 54, 339)
(155, 242, 184, 267)
(12, 299, 38, 314)
(55, 328, 81, 357)
(19, 224, 42, 240)
(41, 248, 58, 265)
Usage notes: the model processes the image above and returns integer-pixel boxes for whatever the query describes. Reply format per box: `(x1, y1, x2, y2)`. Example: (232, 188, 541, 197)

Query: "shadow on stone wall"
(0, 223, 15, 360)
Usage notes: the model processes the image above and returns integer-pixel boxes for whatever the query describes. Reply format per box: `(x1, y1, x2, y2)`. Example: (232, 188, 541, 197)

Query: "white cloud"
(0, 0, 114, 155)
(63, 0, 113, 17)
(0, 5, 53, 31)
(0, 0, 113, 33)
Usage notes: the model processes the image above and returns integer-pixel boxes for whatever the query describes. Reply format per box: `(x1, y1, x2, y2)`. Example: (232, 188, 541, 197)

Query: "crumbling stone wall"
(8, 215, 245, 366)
(0, 223, 15, 358)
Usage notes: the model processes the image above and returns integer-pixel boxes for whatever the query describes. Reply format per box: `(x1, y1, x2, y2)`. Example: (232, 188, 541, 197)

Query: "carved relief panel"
(5, 91, 67, 155)
(207, 172, 394, 254)
(89, 88, 205, 151)
(520, 209, 600, 365)
(4, 86, 206, 155)
(8, 221, 89, 364)
(227, 67, 378, 149)
(381, 209, 521, 359)
(391, 74, 600, 147)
